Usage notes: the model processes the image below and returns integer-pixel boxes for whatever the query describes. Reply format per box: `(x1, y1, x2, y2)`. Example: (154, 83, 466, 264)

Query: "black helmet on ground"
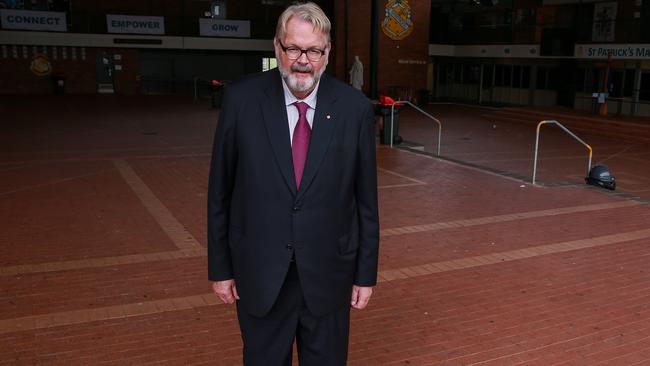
(585, 164, 616, 190)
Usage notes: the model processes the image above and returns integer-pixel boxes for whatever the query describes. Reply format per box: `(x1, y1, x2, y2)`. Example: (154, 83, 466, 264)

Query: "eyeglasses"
(278, 41, 326, 62)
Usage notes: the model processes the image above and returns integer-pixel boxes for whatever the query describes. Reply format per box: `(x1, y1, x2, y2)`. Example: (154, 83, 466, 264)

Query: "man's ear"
(273, 38, 281, 53)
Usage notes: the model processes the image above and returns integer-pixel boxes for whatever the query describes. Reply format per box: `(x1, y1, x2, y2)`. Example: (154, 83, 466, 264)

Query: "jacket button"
(292, 206, 300, 211)
(286, 243, 293, 250)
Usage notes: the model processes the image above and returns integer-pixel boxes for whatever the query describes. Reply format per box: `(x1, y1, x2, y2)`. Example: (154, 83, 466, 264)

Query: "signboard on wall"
(199, 19, 250, 38)
(0, 0, 24, 9)
(592, 2, 617, 42)
(0, 9, 67, 32)
(575, 44, 650, 59)
(106, 15, 165, 35)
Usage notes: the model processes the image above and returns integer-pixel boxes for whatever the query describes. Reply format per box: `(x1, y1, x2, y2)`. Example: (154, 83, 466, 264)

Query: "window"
(623, 69, 636, 97)
(494, 65, 503, 86)
(536, 67, 547, 89)
(575, 68, 586, 92)
(438, 64, 451, 85)
(512, 65, 521, 88)
(535, 67, 561, 90)
(454, 64, 462, 83)
(522, 66, 531, 88)
(585, 68, 601, 93)
(482, 64, 494, 88)
(547, 68, 560, 90)
(463, 65, 480, 84)
(608, 70, 623, 98)
(262, 57, 277, 72)
(503, 65, 512, 87)
(640, 72, 650, 101)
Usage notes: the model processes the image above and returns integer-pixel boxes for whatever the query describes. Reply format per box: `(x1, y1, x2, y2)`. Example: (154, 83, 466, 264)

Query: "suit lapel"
(297, 74, 339, 199)
(261, 70, 297, 195)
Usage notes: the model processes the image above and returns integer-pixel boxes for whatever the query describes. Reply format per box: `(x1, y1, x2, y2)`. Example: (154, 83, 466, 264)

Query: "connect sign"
(0, 9, 67, 32)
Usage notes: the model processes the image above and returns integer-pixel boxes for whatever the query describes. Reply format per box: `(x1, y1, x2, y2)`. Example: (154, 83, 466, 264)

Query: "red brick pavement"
(1, 96, 650, 365)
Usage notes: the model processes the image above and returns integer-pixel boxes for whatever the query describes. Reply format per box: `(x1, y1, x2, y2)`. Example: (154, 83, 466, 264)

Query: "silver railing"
(193, 77, 207, 101)
(390, 101, 442, 156)
(532, 120, 593, 185)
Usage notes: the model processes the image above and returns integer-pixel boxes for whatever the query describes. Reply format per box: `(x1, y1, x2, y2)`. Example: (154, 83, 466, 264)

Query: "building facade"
(427, 0, 650, 117)
(1, 0, 649, 116)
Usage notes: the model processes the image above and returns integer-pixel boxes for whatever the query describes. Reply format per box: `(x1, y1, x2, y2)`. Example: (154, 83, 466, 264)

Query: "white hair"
(275, 2, 331, 43)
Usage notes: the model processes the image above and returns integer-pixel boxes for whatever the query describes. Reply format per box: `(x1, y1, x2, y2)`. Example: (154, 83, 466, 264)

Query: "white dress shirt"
(281, 79, 319, 146)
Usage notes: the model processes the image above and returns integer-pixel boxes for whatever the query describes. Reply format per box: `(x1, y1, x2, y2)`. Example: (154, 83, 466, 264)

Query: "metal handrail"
(193, 77, 204, 101)
(390, 101, 442, 156)
(532, 120, 593, 185)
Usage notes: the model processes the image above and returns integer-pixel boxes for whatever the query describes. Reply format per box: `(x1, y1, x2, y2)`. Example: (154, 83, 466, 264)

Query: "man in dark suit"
(208, 2, 379, 365)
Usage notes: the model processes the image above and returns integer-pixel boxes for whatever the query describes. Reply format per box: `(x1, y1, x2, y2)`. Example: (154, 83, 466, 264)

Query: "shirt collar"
(281, 77, 319, 110)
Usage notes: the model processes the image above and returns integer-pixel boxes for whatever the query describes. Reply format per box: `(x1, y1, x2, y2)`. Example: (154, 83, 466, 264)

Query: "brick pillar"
(376, 0, 431, 100)
(333, 0, 372, 95)
(333, 0, 431, 100)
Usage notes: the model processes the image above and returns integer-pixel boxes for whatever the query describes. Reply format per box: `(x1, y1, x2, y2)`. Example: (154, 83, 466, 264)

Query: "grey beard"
(285, 72, 315, 93)
(278, 61, 327, 95)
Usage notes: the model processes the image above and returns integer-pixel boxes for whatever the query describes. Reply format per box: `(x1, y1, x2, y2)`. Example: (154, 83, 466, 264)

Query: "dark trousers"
(236, 262, 351, 366)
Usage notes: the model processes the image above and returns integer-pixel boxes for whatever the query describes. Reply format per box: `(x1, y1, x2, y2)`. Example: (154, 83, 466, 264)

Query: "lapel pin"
(326, 114, 331, 120)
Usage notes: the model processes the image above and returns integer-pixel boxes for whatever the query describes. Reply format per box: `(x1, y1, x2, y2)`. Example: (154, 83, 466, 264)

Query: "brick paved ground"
(1, 95, 650, 365)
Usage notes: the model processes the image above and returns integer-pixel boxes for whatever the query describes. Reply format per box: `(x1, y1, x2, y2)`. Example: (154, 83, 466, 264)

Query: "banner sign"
(106, 15, 164, 35)
(0, 0, 24, 9)
(592, 2, 617, 42)
(0, 9, 67, 32)
(575, 44, 650, 59)
(199, 19, 250, 38)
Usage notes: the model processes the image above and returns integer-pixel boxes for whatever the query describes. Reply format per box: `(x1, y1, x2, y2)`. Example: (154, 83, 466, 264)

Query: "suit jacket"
(208, 69, 379, 317)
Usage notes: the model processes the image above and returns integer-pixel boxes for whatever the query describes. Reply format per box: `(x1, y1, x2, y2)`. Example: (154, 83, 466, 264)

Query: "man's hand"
(350, 285, 373, 310)
(212, 279, 240, 304)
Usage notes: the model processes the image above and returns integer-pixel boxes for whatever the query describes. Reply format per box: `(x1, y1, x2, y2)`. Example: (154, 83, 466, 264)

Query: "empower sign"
(107, 15, 164, 35)
(199, 19, 250, 38)
(0, 9, 67, 32)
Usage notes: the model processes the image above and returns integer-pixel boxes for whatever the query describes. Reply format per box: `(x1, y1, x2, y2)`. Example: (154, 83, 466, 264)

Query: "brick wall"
(0, 46, 140, 95)
(0, 46, 52, 94)
(110, 48, 140, 95)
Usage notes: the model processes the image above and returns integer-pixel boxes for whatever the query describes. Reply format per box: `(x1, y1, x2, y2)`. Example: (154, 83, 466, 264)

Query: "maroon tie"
(292, 102, 311, 189)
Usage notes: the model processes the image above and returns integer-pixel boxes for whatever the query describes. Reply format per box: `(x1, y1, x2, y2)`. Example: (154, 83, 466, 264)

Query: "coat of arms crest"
(30, 54, 52, 77)
(382, 0, 413, 41)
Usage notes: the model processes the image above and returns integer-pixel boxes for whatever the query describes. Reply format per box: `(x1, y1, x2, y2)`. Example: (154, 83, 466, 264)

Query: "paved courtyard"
(397, 103, 650, 202)
(1, 96, 650, 365)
